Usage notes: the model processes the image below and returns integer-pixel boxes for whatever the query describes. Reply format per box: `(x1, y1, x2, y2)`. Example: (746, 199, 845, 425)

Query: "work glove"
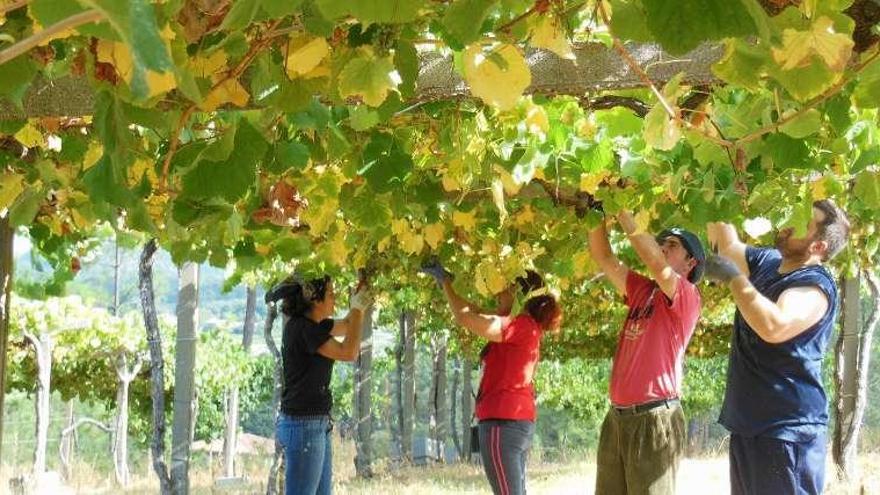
(703, 255, 741, 284)
(349, 286, 373, 312)
(420, 258, 453, 285)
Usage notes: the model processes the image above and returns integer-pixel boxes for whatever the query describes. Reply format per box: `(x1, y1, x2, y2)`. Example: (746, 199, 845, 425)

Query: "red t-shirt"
(475, 314, 542, 421)
(609, 271, 701, 407)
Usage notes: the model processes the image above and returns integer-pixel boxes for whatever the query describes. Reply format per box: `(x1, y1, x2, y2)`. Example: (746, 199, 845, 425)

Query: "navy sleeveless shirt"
(719, 247, 838, 442)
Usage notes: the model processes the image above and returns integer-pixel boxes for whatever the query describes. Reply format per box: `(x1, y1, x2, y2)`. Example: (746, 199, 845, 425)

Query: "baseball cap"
(656, 228, 706, 283)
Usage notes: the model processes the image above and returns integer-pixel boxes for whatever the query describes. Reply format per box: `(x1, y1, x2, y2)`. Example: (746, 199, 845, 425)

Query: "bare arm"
(440, 280, 507, 342)
(728, 276, 828, 343)
(317, 308, 364, 361)
(617, 210, 680, 300)
(707, 222, 749, 276)
(588, 219, 629, 295)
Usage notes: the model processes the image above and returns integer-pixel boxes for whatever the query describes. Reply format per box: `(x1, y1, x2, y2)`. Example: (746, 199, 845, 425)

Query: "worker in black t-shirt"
(266, 275, 372, 495)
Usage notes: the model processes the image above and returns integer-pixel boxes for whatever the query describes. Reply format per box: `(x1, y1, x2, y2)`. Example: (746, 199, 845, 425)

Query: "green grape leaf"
(442, 0, 498, 46)
(349, 105, 380, 131)
(8, 188, 42, 227)
(394, 40, 419, 98)
(0, 57, 37, 107)
(348, 0, 421, 24)
(779, 109, 822, 138)
(853, 171, 880, 209)
(768, 56, 840, 101)
(338, 49, 398, 107)
(261, 0, 304, 19)
(853, 57, 880, 109)
(269, 140, 311, 174)
(359, 133, 413, 193)
(712, 39, 767, 90)
(181, 120, 268, 201)
(220, 0, 260, 30)
(607, 0, 652, 41)
(640, 0, 759, 55)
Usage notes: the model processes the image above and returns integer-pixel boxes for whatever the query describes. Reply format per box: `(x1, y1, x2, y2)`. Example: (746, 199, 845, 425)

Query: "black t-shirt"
(280, 316, 335, 416)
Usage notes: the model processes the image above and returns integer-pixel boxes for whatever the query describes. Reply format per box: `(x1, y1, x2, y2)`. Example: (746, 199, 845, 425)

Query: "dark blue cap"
(656, 228, 706, 283)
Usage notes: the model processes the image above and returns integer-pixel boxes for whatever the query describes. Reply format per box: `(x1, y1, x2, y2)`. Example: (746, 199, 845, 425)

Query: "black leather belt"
(613, 398, 680, 415)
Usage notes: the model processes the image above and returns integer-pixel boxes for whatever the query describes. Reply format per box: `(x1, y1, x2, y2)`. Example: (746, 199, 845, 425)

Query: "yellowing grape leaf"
(423, 223, 445, 250)
(442, 173, 461, 192)
(644, 104, 680, 151)
(82, 142, 104, 170)
(338, 48, 397, 107)
(128, 158, 157, 187)
(286, 36, 330, 78)
(771, 16, 854, 72)
(377, 235, 391, 252)
(462, 43, 531, 111)
(811, 176, 829, 200)
(399, 230, 424, 254)
(328, 226, 348, 265)
(493, 165, 522, 195)
(300, 197, 338, 237)
(200, 78, 250, 111)
(491, 178, 508, 225)
(529, 15, 575, 60)
(0, 174, 25, 210)
(572, 249, 596, 279)
(452, 210, 478, 231)
(633, 210, 651, 235)
(190, 50, 228, 79)
(525, 104, 549, 135)
(96, 40, 177, 97)
(513, 205, 535, 227)
(580, 172, 608, 194)
(14, 123, 43, 148)
(475, 260, 507, 296)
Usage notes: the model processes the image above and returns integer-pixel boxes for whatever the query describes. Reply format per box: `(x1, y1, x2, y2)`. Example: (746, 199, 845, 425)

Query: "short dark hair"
(524, 295, 561, 331)
(812, 199, 850, 261)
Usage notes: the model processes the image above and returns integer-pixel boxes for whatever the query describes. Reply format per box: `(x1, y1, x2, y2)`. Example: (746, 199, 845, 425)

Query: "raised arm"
(617, 210, 680, 300)
(705, 257, 828, 343)
(317, 287, 372, 361)
(706, 222, 749, 276)
(439, 279, 507, 342)
(588, 218, 629, 295)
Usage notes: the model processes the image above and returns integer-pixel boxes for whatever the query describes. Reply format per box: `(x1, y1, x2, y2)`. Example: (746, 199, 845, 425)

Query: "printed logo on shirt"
(623, 287, 657, 341)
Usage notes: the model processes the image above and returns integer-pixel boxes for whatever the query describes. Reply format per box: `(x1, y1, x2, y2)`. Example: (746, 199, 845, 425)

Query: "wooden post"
(171, 262, 199, 495)
(0, 215, 13, 464)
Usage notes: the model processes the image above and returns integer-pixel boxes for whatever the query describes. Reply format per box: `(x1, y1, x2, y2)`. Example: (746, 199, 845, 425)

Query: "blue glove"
(704, 255, 741, 284)
(420, 259, 453, 285)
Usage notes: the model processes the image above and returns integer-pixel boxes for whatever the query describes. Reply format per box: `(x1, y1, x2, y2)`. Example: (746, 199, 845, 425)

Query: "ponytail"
(266, 275, 331, 317)
(524, 294, 561, 331)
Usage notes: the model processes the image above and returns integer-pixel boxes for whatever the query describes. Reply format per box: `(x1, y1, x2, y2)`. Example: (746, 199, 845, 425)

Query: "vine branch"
(595, 2, 734, 149)
(160, 19, 284, 191)
(737, 50, 880, 145)
(0, 9, 104, 66)
(0, 0, 28, 17)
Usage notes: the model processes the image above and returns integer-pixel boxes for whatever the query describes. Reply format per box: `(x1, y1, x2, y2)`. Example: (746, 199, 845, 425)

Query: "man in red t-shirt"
(588, 210, 704, 495)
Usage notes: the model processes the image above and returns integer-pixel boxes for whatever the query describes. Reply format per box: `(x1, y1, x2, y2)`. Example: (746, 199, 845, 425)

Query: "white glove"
(350, 286, 373, 312)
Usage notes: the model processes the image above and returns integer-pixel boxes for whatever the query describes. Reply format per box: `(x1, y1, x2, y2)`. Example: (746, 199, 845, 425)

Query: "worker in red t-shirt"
(588, 210, 704, 495)
(421, 262, 562, 495)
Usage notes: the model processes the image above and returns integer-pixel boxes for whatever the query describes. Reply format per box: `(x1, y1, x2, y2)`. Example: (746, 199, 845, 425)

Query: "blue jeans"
(276, 414, 332, 495)
(730, 432, 826, 495)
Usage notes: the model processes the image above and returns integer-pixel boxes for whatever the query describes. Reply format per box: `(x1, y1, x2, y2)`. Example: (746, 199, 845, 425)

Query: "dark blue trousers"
(730, 432, 826, 495)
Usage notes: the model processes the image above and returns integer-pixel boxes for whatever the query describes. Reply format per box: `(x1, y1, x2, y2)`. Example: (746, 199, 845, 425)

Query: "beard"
(775, 230, 811, 260)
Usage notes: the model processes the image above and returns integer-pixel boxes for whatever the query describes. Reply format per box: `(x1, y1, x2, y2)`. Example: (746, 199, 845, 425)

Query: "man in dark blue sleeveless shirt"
(703, 199, 850, 495)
